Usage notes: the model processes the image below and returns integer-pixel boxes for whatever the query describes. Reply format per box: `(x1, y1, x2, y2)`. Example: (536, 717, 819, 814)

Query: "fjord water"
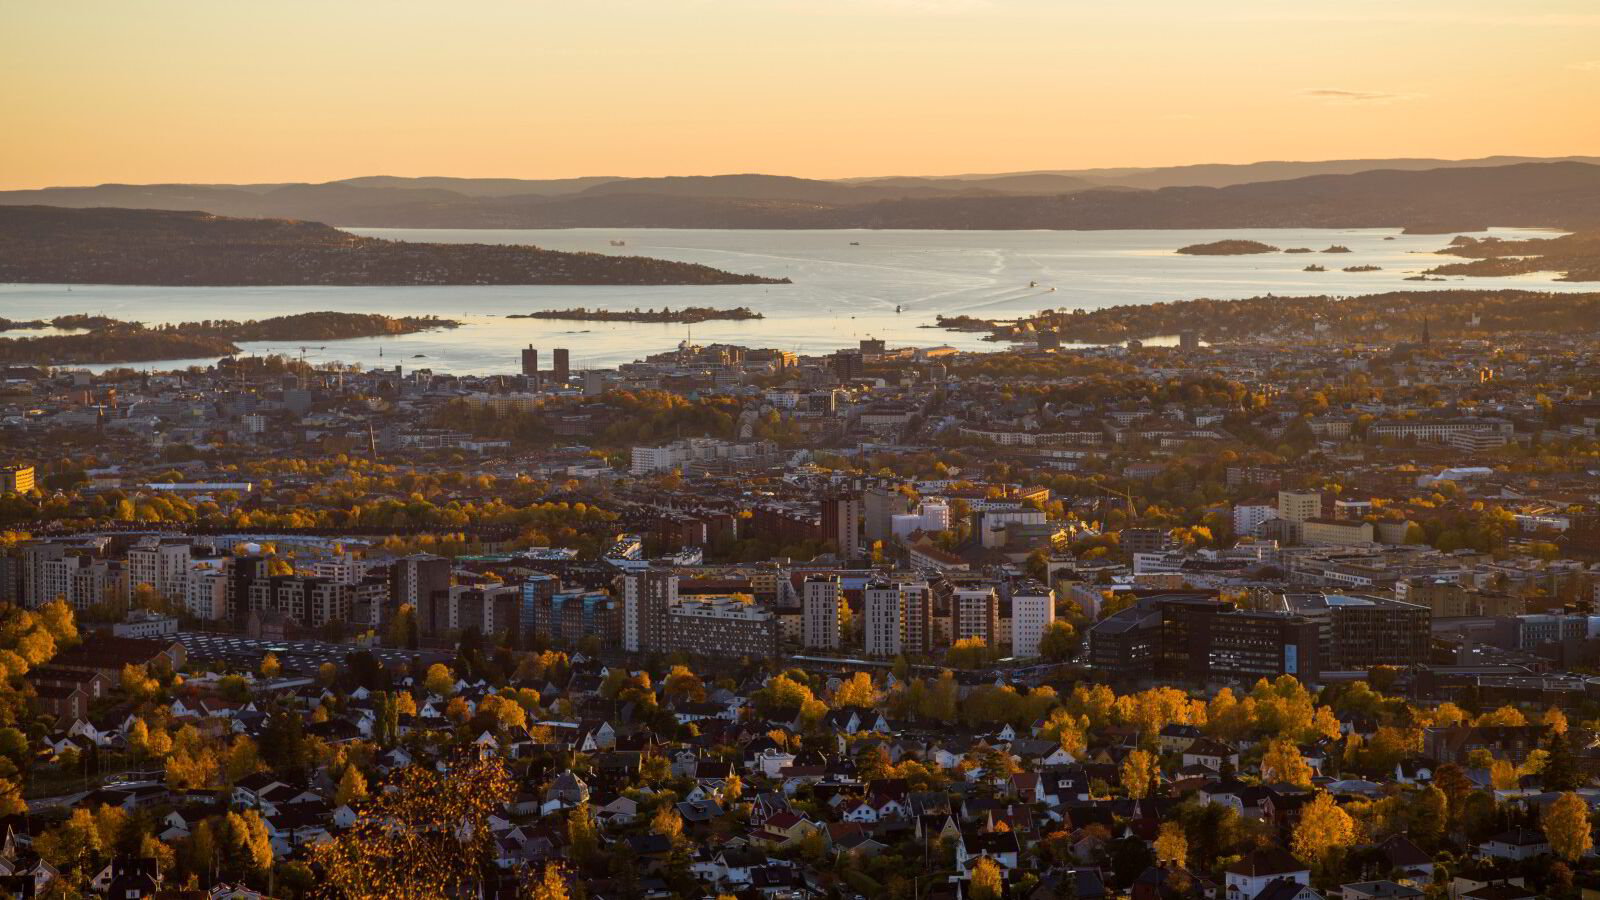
(0, 227, 1579, 375)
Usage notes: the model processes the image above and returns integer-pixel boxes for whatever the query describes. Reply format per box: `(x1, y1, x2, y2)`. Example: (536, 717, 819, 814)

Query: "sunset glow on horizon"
(3, 0, 1598, 188)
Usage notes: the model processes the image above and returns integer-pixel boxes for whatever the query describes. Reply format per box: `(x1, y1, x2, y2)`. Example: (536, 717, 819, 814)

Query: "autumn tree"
(335, 766, 369, 806)
(1543, 791, 1593, 862)
(833, 672, 881, 709)
(1261, 738, 1313, 788)
(311, 756, 514, 898)
(662, 665, 706, 704)
(259, 652, 281, 679)
(651, 804, 684, 845)
(529, 862, 571, 900)
(210, 809, 274, 883)
(1291, 793, 1355, 866)
(1121, 749, 1159, 799)
(424, 663, 456, 697)
(1475, 705, 1526, 727)
(1154, 821, 1187, 866)
(0, 778, 22, 816)
(970, 856, 1004, 900)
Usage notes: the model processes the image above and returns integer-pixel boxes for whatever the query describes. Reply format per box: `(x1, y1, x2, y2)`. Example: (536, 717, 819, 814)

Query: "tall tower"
(821, 494, 862, 561)
(552, 348, 571, 384)
(623, 568, 676, 653)
(521, 346, 539, 379)
(863, 581, 904, 658)
(802, 574, 842, 650)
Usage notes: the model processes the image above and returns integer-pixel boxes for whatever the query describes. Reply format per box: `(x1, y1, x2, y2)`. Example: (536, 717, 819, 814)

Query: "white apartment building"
(312, 556, 369, 585)
(802, 575, 842, 650)
(1232, 504, 1277, 537)
(1277, 490, 1322, 524)
(42, 555, 120, 610)
(1010, 588, 1055, 658)
(864, 584, 904, 658)
(1368, 417, 1513, 442)
(186, 568, 227, 620)
(629, 438, 773, 475)
(126, 538, 193, 600)
(956, 587, 998, 646)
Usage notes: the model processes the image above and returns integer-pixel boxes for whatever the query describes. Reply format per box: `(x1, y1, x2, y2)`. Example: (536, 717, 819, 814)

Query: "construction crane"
(1093, 483, 1137, 521)
(295, 346, 325, 389)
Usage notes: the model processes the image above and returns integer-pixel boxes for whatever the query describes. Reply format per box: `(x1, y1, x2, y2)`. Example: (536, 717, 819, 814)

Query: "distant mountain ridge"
(3, 158, 1598, 230)
(890, 154, 1600, 190)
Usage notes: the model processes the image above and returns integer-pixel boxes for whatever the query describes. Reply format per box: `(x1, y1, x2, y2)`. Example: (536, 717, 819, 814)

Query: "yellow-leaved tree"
(1543, 791, 1593, 862)
(1120, 749, 1159, 799)
(1154, 821, 1187, 865)
(311, 756, 513, 897)
(970, 856, 1004, 900)
(1291, 793, 1355, 866)
(1261, 738, 1313, 788)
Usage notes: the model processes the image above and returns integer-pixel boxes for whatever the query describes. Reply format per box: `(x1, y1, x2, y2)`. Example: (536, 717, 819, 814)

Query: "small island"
(1303, 265, 1326, 272)
(0, 312, 459, 365)
(1284, 247, 1314, 254)
(1176, 239, 1280, 255)
(1343, 265, 1383, 272)
(507, 306, 764, 324)
(1322, 245, 1354, 253)
(0, 205, 787, 287)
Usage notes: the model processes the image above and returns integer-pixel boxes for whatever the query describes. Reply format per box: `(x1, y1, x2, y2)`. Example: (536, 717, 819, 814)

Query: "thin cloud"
(1301, 88, 1424, 105)
(1571, 60, 1600, 72)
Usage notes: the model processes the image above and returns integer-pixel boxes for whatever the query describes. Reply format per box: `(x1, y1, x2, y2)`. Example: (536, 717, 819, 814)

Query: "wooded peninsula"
(939, 289, 1600, 344)
(0, 206, 787, 286)
(0, 312, 459, 365)
(1425, 231, 1600, 281)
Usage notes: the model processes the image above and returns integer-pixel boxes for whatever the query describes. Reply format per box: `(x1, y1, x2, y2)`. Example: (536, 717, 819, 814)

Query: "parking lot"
(178, 632, 452, 675)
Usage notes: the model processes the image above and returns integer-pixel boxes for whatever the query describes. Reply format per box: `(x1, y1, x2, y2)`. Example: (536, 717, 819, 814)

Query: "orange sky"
(3, 0, 1598, 188)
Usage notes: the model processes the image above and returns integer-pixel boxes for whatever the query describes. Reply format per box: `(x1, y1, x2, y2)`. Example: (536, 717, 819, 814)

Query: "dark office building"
(521, 345, 539, 379)
(830, 350, 865, 381)
(1088, 605, 1161, 683)
(1120, 528, 1168, 557)
(1207, 610, 1321, 683)
(1089, 593, 1321, 685)
(1280, 593, 1430, 670)
(552, 348, 570, 384)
